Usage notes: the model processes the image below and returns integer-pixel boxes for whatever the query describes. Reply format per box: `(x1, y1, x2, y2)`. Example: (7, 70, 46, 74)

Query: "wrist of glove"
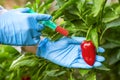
(36, 37, 105, 69)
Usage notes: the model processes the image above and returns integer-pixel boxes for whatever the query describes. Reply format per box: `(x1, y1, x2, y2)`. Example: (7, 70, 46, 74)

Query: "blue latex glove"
(37, 37, 105, 68)
(0, 8, 51, 46)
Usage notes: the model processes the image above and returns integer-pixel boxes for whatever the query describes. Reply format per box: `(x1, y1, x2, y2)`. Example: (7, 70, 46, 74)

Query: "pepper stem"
(86, 26, 92, 41)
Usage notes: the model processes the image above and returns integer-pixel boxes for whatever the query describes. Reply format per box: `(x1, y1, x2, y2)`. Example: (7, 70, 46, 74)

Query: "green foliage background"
(0, 0, 120, 80)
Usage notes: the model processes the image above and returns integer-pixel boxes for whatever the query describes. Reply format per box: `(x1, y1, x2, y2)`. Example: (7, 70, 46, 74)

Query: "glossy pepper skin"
(81, 40, 96, 66)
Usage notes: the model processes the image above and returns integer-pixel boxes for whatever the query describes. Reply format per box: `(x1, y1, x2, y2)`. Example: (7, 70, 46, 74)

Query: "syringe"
(28, 9, 69, 36)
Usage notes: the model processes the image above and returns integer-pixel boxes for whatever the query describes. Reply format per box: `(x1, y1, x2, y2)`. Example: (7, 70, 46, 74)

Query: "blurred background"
(0, 0, 120, 80)
(0, 0, 119, 9)
(0, 0, 27, 9)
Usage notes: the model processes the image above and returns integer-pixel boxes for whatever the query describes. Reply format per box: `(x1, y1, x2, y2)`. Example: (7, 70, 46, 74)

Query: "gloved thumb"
(38, 37, 49, 47)
(68, 37, 85, 44)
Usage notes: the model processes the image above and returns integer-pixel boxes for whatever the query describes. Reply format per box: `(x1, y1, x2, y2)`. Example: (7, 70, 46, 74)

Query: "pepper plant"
(1, 0, 120, 80)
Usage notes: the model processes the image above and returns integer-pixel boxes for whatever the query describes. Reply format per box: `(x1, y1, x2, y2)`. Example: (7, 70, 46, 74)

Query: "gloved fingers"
(16, 9, 52, 20)
(30, 13, 52, 21)
(93, 62, 102, 67)
(70, 62, 93, 68)
(10, 8, 30, 13)
(70, 59, 102, 68)
(36, 14, 52, 21)
(96, 55, 105, 62)
(97, 47, 105, 53)
(23, 32, 40, 45)
(70, 59, 93, 68)
(77, 59, 101, 65)
(30, 29, 41, 38)
(36, 23, 44, 31)
(69, 37, 86, 44)
(80, 54, 105, 62)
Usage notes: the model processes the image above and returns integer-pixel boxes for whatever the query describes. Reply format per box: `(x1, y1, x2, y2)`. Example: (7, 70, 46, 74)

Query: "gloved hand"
(0, 8, 51, 46)
(37, 37, 105, 68)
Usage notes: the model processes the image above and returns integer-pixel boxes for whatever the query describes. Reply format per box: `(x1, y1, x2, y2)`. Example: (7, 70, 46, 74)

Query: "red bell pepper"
(81, 40, 96, 66)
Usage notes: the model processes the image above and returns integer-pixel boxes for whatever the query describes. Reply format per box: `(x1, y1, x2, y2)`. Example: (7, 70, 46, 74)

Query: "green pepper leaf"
(103, 7, 119, 23)
(79, 69, 90, 77)
(92, 0, 106, 17)
(10, 54, 38, 70)
(115, 5, 120, 14)
(86, 71, 96, 80)
(53, 0, 75, 20)
(108, 49, 120, 65)
(95, 65, 110, 71)
(86, 27, 98, 48)
(76, 0, 86, 13)
(106, 18, 120, 28)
